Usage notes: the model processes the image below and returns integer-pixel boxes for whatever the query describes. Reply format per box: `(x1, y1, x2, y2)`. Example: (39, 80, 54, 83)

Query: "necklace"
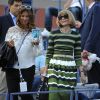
(60, 28, 72, 34)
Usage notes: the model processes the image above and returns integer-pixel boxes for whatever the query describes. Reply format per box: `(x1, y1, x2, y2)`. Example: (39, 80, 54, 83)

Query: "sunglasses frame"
(21, 5, 32, 10)
(58, 14, 69, 20)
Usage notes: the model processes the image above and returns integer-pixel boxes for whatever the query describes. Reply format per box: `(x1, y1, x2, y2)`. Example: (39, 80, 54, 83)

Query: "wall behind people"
(22, 0, 32, 5)
(0, 0, 66, 9)
(0, 0, 9, 15)
(0, 0, 8, 5)
(32, 0, 66, 9)
(0, 5, 8, 15)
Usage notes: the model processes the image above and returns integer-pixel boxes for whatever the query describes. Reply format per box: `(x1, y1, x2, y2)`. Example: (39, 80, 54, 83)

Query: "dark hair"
(8, 0, 22, 5)
(17, 7, 35, 31)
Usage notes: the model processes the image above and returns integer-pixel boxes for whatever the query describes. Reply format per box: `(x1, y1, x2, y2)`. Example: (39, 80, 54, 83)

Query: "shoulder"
(71, 30, 80, 35)
(51, 29, 61, 35)
(7, 26, 19, 33)
(93, 2, 100, 10)
(0, 15, 6, 21)
(91, 3, 100, 17)
(71, 30, 81, 38)
(0, 14, 11, 24)
(48, 29, 61, 38)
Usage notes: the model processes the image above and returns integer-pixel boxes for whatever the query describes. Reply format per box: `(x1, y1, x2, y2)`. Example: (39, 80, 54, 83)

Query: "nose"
(23, 17, 26, 20)
(23, 17, 27, 20)
(61, 17, 65, 20)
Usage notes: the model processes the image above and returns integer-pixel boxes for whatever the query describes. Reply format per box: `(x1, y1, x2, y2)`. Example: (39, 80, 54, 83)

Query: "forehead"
(20, 10, 30, 16)
(59, 12, 68, 16)
(58, 10, 69, 15)
(21, 11, 29, 14)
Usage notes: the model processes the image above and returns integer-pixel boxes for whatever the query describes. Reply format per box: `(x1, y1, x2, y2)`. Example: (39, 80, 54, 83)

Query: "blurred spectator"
(41, 28, 50, 53)
(64, 0, 82, 21)
(32, 29, 47, 99)
(33, 55, 46, 91)
(32, 27, 47, 91)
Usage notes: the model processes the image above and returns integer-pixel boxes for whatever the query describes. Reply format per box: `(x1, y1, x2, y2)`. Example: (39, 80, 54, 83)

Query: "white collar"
(10, 12, 16, 19)
(88, 2, 95, 9)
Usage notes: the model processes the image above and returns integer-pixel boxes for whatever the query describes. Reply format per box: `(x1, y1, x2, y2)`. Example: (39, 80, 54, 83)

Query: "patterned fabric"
(5, 25, 43, 69)
(46, 29, 81, 100)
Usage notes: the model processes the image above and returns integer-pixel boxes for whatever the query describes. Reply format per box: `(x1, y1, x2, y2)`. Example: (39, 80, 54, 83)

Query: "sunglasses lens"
(58, 15, 68, 20)
(26, 6, 31, 9)
(21, 5, 32, 10)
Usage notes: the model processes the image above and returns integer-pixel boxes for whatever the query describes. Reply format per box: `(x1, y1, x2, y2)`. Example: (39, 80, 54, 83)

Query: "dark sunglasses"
(21, 5, 32, 10)
(58, 15, 68, 20)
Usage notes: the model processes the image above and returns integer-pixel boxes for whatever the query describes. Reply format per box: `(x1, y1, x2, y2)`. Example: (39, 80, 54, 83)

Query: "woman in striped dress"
(46, 9, 82, 100)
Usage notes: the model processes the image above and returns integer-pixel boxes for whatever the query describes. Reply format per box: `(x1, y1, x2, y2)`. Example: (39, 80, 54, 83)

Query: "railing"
(10, 90, 74, 100)
(0, 93, 8, 100)
(75, 89, 100, 100)
(1, 89, 100, 100)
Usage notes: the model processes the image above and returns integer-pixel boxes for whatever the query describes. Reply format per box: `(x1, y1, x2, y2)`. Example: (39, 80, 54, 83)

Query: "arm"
(64, 0, 73, 9)
(46, 32, 54, 66)
(74, 33, 82, 67)
(5, 27, 14, 47)
(35, 55, 47, 81)
(40, 67, 47, 81)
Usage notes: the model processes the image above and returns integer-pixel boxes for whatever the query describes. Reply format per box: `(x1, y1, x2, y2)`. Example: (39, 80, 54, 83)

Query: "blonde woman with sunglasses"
(46, 9, 81, 100)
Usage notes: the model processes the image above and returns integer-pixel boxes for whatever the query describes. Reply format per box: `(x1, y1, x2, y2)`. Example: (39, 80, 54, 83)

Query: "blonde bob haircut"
(57, 9, 76, 28)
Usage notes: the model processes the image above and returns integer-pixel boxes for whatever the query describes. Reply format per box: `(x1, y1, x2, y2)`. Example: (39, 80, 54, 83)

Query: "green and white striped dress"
(46, 29, 81, 100)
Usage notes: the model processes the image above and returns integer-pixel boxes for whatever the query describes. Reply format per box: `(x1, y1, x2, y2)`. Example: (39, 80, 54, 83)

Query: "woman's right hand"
(32, 39, 39, 45)
(7, 40, 14, 47)
(75, 20, 82, 29)
(81, 50, 89, 59)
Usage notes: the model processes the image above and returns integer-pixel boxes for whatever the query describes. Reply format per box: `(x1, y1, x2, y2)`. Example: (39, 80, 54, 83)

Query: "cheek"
(58, 20, 62, 24)
(25, 18, 29, 24)
(58, 21, 62, 26)
(26, 18, 29, 21)
(68, 20, 72, 24)
(21, 17, 29, 21)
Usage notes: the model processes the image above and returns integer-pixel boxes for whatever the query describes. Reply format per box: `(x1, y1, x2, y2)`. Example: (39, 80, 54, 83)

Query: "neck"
(88, 0, 94, 5)
(60, 26, 71, 33)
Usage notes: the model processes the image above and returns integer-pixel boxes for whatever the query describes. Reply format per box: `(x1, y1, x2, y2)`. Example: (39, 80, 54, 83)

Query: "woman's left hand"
(75, 20, 82, 29)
